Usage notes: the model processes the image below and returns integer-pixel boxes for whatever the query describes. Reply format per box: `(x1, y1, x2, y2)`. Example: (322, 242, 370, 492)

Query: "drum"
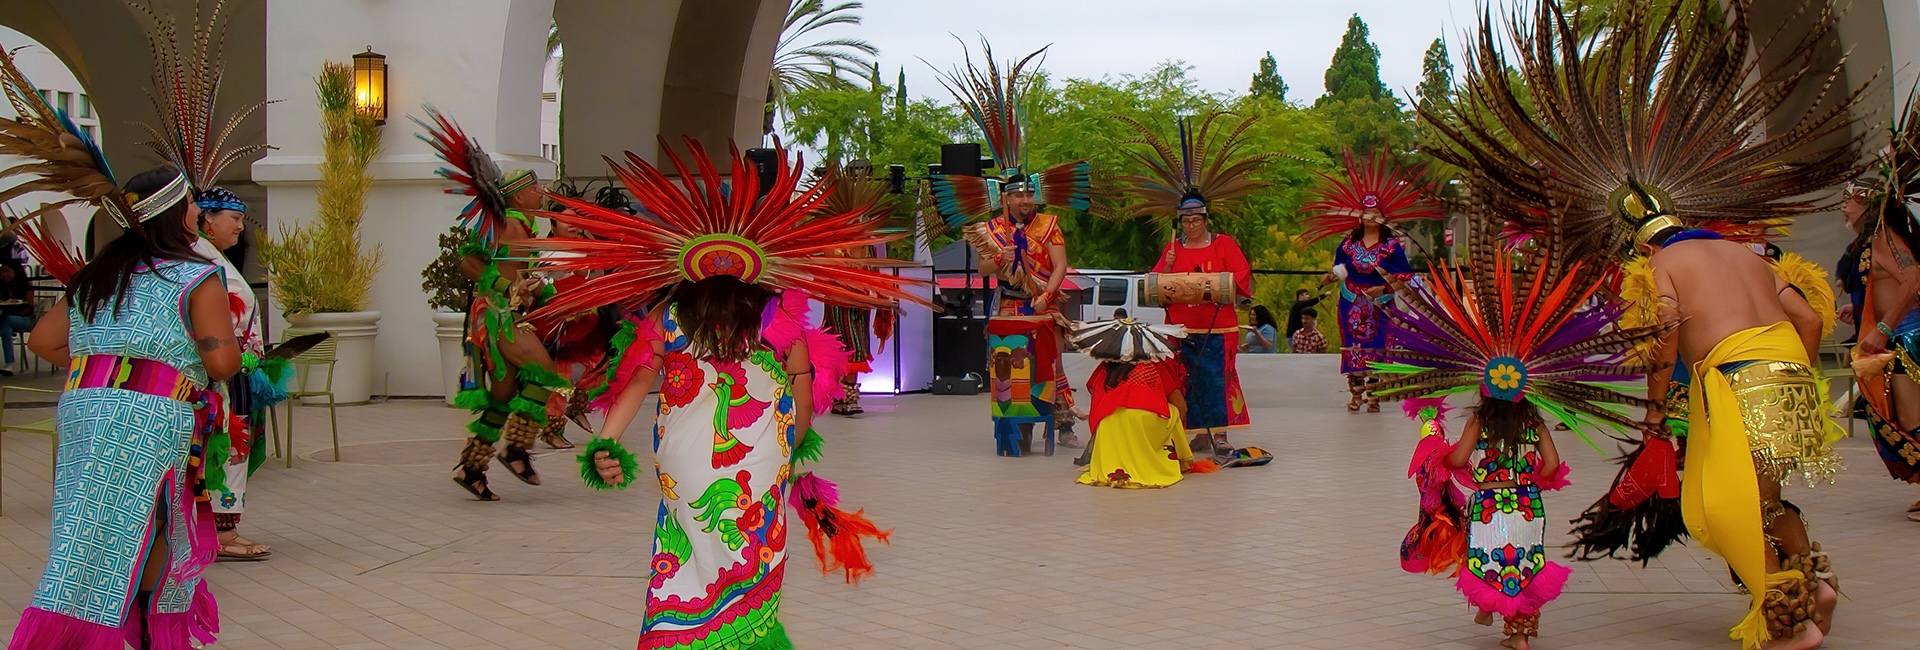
(1145, 272, 1236, 307)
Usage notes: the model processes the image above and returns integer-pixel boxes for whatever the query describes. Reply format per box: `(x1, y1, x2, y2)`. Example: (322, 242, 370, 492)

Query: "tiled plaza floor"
(0, 354, 1914, 649)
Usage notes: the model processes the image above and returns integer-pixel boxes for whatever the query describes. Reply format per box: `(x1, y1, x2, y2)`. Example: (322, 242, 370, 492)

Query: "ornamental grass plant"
(261, 61, 383, 315)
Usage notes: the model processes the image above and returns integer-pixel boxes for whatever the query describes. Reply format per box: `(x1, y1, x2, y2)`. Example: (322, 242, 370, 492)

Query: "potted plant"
(422, 225, 474, 405)
(259, 61, 384, 404)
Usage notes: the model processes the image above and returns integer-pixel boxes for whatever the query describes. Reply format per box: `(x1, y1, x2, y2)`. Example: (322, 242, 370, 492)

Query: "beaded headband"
(127, 174, 193, 226)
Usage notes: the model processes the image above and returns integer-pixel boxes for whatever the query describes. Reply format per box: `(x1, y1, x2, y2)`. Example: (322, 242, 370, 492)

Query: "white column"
(253, 0, 554, 398)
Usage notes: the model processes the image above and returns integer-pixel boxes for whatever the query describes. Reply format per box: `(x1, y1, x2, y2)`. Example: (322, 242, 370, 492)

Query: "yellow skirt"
(1078, 407, 1191, 489)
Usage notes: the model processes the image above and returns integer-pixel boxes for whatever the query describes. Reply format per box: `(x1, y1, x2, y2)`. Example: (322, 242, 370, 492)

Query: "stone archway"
(551, 0, 782, 178)
(0, 0, 268, 259)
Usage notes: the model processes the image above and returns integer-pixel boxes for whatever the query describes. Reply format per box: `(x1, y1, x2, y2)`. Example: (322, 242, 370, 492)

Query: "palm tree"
(767, 0, 878, 136)
(547, 22, 563, 83)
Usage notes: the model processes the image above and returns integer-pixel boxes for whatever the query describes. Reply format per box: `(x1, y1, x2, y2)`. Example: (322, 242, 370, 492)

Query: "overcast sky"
(845, 0, 1482, 104)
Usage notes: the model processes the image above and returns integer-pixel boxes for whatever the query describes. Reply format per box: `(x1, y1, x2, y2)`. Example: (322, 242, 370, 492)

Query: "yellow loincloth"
(1684, 321, 1836, 649)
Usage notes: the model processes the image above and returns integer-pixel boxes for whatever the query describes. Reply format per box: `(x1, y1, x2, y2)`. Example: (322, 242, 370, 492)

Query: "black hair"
(661, 276, 773, 361)
(1474, 398, 1541, 457)
(1347, 222, 1400, 243)
(1101, 361, 1135, 391)
(67, 167, 210, 321)
(1251, 305, 1277, 329)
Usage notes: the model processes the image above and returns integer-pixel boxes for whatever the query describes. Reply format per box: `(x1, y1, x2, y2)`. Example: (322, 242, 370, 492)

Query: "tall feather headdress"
(1418, 0, 1870, 265)
(523, 138, 929, 321)
(1369, 229, 1677, 447)
(923, 39, 1091, 233)
(0, 44, 131, 233)
(127, 0, 271, 193)
(1114, 111, 1276, 220)
(1300, 150, 1445, 243)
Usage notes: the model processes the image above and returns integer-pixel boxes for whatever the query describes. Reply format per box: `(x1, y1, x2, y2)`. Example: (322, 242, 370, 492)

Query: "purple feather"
(791, 471, 841, 509)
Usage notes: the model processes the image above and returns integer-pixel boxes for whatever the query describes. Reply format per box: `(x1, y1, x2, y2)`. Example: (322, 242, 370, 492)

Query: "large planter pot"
(433, 310, 467, 406)
(286, 311, 381, 405)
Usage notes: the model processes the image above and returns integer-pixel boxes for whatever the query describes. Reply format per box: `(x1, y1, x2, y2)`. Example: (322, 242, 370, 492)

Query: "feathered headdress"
(1418, 0, 1868, 264)
(2, 206, 83, 285)
(814, 163, 898, 224)
(923, 39, 1091, 232)
(415, 107, 539, 248)
(0, 44, 134, 233)
(1114, 111, 1275, 220)
(523, 138, 928, 321)
(127, 0, 271, 197)
(1300, 150, 1444, 243)
(1069, 318, 1186, 363)
(1368, 237, 1677, 446)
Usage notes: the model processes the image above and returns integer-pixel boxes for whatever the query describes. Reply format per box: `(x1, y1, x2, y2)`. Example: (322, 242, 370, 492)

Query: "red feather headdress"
(524, 138, 928, 322)
(1114, 111, 1277, 221)
(1301, 150, 1444, 243)
(414, 107, 524, 248)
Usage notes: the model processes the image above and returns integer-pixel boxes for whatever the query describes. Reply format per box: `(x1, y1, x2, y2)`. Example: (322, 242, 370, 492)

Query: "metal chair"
(268, 329, 340, 467)
(0, 384, 60, 516)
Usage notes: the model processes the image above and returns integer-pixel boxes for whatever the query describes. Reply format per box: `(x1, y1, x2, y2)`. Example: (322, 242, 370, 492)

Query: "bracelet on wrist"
(1879, 322, 1896, 337)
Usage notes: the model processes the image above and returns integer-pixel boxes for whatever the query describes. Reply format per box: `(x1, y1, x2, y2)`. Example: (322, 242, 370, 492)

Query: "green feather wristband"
(579, 437, 639, 491)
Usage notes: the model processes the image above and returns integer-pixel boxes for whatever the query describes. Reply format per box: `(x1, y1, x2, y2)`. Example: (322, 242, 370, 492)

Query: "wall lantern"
(352, 46, 387, 125)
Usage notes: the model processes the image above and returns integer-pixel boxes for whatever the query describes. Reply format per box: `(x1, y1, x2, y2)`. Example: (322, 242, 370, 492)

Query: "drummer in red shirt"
(1151, 193, 1253, 455)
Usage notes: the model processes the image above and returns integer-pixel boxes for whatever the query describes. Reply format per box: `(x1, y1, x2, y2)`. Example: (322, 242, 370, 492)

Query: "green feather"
(791, 428, 825, 466)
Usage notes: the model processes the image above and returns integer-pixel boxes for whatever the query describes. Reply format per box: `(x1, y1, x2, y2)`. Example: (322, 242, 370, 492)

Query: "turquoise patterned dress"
(11, 260, 223, 649)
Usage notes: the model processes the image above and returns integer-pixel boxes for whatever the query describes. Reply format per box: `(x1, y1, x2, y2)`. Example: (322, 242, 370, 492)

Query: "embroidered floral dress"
(640, 309, 798, 650)
(1459, 424, 1570, 617)
(1334, 235, 1412, 374)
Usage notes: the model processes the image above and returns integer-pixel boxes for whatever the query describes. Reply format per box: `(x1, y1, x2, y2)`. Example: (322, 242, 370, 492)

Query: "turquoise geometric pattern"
(31, 261, 219, 626)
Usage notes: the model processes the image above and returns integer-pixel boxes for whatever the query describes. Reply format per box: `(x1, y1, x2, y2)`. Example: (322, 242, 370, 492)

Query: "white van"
(1067, 270, 1164, 325)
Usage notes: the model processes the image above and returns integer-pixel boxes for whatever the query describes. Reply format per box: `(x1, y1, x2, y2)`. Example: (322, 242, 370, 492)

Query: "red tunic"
(1086, 359, 1186, 434)
(1150, 235, 1253, 332)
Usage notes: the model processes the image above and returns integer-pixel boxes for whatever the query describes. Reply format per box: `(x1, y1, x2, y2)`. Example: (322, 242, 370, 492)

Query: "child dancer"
(1069, 318, 1216, 488)
(1373, 248, 1672, 649)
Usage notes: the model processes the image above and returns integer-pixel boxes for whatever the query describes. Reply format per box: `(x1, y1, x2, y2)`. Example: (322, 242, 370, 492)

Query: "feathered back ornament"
(923, 39, 1091, 233)
(1419, 0, 1868, 265)
(814, 163, 898, 224)
(1114, 111, 1276, 220)
(0, 43, 130, 233)
(3, 207, 83, 285)
(1300, 150, 1444, 243)
(524, 138, 929, 322)
(1369, 246, 1677, 448)
(415, 106, 525, 248)
(127, 0, 271, 194)
(1069, 318, 1186, 363)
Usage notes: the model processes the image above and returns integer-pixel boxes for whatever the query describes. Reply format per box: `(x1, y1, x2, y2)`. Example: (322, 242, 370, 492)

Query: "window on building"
(81, 124, 97, 143)
(36, 89, 50, 106)
(77, 94, 91, 118)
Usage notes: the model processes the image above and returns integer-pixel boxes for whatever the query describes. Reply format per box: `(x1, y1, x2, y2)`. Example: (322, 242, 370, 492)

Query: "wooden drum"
(1145, 272, 1236, 307)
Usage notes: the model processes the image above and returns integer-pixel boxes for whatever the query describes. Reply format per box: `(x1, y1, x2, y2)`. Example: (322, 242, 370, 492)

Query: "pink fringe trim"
(1456, 560, 1571, 618)
(761, 291, 850, 415)
(139, 582, 219, 650)
(8, 607, 123, 650)
(1532, 462, 1572, 491)
(594, 314, 665, 412)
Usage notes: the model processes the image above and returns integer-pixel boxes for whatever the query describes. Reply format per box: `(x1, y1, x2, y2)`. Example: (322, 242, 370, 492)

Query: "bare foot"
(1500, 634, 1529, 650)
(1760, 624, 1824, 650)
(1474, 610, 1493, 626)
(1814, 579, 1837, 636)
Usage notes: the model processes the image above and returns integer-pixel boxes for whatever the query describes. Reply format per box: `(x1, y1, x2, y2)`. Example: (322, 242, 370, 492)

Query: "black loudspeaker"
(887, 164, 906, 194)
(744, 148, 779, 197)
(932, 316, 988, 383)
(940, 143, 983, 177)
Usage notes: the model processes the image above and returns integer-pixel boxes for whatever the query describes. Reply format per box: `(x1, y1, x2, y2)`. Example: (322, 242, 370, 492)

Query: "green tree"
(767, 0, 878, 136)
(1415, 38, 1452, 110)
(1318, 14, 1389, 105)
(1248, 51, 1288, 101)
